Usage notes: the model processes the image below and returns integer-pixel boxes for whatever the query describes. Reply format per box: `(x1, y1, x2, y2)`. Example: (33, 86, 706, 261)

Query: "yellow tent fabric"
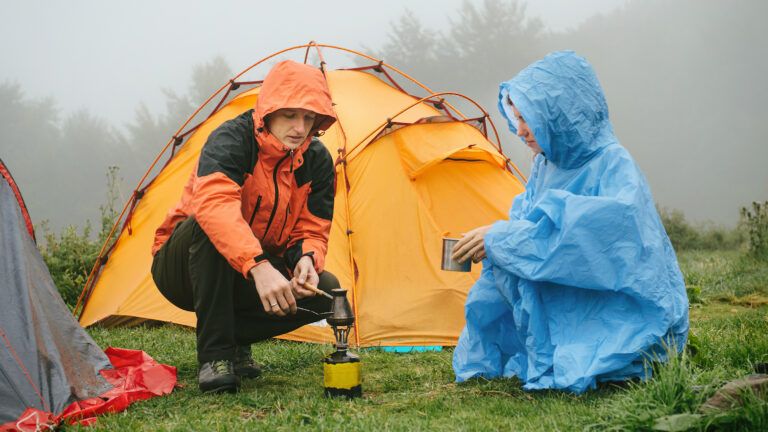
(78, 66, 524, 347)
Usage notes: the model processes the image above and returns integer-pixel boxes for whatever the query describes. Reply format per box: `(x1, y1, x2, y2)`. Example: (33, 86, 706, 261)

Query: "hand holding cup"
(451, 225, 493, 264)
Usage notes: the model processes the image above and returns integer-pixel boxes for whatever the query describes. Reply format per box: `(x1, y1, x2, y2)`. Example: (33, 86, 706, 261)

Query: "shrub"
(38, 221, 100, 308)
(740, 201, 768, 260)
(658, 207, 743, 252)
(38, 167, 121, 309)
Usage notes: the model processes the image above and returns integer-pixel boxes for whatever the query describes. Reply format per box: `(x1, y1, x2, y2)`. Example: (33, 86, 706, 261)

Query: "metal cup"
(441, 238, 471, 272)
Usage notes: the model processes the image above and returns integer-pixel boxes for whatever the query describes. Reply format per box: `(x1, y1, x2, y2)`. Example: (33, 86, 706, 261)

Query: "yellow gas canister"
(323, 350, 361, 398)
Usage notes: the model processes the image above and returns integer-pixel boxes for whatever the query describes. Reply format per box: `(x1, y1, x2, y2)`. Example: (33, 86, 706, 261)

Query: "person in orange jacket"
(151, 60, 339, 393)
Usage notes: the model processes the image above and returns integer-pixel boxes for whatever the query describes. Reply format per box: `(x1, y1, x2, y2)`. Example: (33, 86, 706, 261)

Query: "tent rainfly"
(76, 43, 526, 348)
(0, 159, 176, 431)
(0, 157, 112, 425)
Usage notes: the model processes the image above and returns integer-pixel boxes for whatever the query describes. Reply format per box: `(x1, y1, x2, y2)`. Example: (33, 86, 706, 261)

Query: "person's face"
(510, 102, 543, 154)
(266, 108, 317, 149)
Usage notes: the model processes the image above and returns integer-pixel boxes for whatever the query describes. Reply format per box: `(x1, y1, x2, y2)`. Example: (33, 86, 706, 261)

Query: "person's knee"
(318, 271, 340, 293)
(150, 252, 162, 286)
(151, 217, 199, 312)
(152, 254, 195, 311)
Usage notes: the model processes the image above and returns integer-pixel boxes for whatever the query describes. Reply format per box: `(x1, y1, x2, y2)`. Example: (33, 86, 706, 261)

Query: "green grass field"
(77, 251, 768, 431)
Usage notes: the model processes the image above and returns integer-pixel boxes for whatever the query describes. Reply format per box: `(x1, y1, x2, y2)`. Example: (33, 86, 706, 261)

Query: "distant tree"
(437, 0, 543, 89)
(373, 0, 542, 95)
(0, 82, 60, 167)
(59, 109, 126, 162)
(2, 57, 234, 233)
(0, 83, 62, 229)
(0, 83, 130, 231)
(369, 12, 439, 80)
(542, 0, 768, 225)
(55, 110, 129, 225)
(125, 95, 192, 175)
(125, 56, 233, 184)
(189, 56, 233, 106)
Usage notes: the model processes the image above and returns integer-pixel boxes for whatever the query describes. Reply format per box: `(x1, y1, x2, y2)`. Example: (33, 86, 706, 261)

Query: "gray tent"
(0, 158, 112, 425)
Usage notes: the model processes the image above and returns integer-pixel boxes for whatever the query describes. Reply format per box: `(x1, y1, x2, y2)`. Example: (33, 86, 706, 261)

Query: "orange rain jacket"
(152, 60, 338, 278)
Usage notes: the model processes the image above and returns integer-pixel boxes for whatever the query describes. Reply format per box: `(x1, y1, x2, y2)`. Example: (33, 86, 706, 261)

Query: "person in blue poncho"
(450, 51, 689, 394)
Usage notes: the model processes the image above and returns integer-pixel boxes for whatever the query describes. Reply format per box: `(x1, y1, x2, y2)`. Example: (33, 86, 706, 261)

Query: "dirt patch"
(728, 294, 768, 308)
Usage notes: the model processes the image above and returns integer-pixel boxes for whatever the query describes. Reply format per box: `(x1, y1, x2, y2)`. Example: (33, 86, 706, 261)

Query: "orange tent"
(76, 43, 525, 347)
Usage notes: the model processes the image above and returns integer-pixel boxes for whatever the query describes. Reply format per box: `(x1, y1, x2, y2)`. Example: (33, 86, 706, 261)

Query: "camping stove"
(323, 288, 361, 398)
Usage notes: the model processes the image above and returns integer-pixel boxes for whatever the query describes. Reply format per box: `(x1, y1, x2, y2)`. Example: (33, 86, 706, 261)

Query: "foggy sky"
(2, 0, 766, 227)
(1, 0, 623, 123)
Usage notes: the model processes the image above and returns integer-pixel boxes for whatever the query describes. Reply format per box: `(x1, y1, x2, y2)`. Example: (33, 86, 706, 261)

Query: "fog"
(1, 0, 765, 232)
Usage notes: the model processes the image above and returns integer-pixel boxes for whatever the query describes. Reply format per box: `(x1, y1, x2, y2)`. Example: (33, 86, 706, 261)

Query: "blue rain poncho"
(453, 51, 689, 394)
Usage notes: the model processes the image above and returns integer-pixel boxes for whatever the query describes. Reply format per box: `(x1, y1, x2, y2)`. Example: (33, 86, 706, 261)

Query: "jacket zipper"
(248, 195, 262, 226)
(262, 151, 292, 241)
(278, 204, 291, 243)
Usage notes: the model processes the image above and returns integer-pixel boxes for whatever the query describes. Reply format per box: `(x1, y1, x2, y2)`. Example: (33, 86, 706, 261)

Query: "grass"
(678, 250, 768, 301)
(73, 250, 768, 431)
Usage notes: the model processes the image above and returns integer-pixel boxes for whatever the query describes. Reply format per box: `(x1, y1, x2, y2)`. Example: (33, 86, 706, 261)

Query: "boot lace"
(210, 359, 233, 375)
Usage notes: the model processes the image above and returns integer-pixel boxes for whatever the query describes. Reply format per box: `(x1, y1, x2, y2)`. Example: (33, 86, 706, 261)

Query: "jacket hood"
(498, 51, 614, 169)
(254, 60, 337, 134)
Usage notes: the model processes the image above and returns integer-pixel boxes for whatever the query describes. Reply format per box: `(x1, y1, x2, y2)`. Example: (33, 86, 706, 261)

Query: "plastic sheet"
(2, 348, 176, 432)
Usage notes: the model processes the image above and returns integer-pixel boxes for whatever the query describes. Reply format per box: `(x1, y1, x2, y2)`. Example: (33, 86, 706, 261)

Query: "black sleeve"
(196, 110, 257, 185)
(308, 153, 334, 221)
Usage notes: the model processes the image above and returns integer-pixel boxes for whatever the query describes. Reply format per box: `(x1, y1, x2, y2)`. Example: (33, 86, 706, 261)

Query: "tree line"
(371, 0, 767, 226)
(1, 0, 765, 236)
(0, 57, 232, 233)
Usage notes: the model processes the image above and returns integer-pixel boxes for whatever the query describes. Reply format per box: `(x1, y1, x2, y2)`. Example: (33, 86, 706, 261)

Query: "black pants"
(151, 217, 336, 363)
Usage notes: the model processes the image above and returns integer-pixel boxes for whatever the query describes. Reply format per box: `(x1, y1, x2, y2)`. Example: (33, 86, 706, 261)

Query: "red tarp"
(1, 347, 176, 432)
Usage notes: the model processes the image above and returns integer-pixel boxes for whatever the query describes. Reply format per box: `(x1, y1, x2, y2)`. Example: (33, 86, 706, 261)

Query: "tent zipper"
(262, 152, 291, 242)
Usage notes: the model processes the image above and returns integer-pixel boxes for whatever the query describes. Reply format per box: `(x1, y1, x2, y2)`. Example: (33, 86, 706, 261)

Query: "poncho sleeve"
(484, 148, 661, 292)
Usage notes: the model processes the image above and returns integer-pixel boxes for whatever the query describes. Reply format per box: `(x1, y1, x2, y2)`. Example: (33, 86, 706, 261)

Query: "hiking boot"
(234, 344, 262, 379)
(198, 360, 240, 393)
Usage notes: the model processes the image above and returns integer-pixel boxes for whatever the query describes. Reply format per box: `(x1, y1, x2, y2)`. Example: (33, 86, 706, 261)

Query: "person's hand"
(451, 225, 493, 264)
(250, 262, 296, 316)
(291, 255, 319, 299)
(472, 249, 487, 263)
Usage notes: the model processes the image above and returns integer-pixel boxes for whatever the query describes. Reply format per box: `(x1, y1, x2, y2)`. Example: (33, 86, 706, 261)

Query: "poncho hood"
(499, 51, 612, 169)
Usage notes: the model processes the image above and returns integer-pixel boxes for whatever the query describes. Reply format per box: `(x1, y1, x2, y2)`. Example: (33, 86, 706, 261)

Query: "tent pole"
(339, 163, 361, 348)
(327, 101, 362, 348)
